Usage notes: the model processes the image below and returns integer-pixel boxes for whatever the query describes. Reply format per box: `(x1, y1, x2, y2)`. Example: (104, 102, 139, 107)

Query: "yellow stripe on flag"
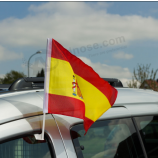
(49, 57, 83, 101)
(76, 75, 111, 122)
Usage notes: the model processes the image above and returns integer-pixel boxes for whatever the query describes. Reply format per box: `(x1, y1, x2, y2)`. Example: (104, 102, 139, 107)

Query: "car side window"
(0, 135, 53, 158)
(135, 115, 158, 158)
(70, 118, 145, 158)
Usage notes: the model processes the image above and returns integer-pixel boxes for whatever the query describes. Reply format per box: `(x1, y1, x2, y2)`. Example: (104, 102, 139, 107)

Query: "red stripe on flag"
(51, 39, 117, 106)
(48, 93, 85, 119)
(110, 87, 118, 106)
(51, 39, 68, 62)
(84, 117, 94, 134)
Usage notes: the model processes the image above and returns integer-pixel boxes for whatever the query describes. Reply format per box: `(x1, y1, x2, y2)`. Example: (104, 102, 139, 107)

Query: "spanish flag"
(43, 38, 117, 133)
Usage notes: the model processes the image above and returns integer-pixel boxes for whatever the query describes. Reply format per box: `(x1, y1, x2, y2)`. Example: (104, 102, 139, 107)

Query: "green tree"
(36, 68, 45, 77)
(0, 78, 3, 84)
(127, 64, 158, 88)
(0, 70, 26, 84)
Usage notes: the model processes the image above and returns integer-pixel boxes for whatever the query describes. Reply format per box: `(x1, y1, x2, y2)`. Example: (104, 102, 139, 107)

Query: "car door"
(54, 107, 147, 158)
(0, 114, 67, 158)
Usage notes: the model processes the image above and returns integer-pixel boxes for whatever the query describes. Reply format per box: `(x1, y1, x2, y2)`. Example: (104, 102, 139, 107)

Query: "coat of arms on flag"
(72, 75, 83, 99)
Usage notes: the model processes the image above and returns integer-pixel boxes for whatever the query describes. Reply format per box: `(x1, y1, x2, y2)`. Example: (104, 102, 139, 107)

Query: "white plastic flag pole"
(34, 39, 51, 141)
(34, 113, 46, 140)
(41, 113, 46, 140)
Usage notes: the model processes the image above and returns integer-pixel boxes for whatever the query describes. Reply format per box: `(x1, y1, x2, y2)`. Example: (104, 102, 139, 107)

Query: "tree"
(0, 70, 26, 84)
(36, 68, 45, 77)
(126, 77, 138, 88)
(0, 78, 3, 84)
(127, 64, 158, 88)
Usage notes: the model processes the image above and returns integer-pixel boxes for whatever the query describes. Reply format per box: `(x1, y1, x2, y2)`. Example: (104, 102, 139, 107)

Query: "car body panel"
(124, 104, 158, 116)
(116, 88, 158, 104)
(0, 90, 43, 124)
(53, 107, 131, 158)
(1, 88, 158, 125)
(1, 88, 158, 158)
(0, 114, 67, 158)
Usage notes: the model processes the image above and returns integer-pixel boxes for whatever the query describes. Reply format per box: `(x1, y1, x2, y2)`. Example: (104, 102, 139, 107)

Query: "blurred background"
(0, 2, 158, 89)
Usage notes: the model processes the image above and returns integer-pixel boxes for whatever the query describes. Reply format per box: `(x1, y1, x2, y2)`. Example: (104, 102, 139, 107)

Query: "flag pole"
(41, 113, 46, 140)
(34, 39, 50, 141)
(41, 39, 50, 140)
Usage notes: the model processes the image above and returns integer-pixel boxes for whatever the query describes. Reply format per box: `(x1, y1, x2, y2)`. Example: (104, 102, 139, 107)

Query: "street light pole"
(28, 51, 42, 77)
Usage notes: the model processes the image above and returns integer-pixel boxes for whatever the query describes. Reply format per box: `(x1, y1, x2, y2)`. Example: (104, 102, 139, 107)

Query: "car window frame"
(0, 131, 56, 158)
(133, 115, 158, 158)
(0, 114, 62, 158)
(70, 116, 148, 158)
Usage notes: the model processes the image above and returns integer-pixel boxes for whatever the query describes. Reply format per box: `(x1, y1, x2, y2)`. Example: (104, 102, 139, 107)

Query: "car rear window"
(70, 118, 145, 158)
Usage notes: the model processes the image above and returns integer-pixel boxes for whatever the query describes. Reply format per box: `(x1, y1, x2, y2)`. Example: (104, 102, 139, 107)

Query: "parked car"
(0, 77, 158, 158)
(0, 84, 10, 91)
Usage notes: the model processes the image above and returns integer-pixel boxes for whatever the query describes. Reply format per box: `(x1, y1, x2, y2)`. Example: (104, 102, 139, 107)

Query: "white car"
(0, 77, 158, 158)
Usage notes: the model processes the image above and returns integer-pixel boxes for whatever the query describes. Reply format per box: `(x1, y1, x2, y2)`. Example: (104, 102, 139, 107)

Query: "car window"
(0, 135, 52, 158)
(135, 115, 158, 158)
(70, 118, 145, 158)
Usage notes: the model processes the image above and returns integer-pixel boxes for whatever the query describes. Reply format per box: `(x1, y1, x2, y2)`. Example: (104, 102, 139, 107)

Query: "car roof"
(0, 90, 43, 124)
(115, 88, 158, 105)
(0, 88, 158, 125)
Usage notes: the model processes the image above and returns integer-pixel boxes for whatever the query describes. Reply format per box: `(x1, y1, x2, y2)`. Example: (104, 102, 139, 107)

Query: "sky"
(0, 1, 158, 87)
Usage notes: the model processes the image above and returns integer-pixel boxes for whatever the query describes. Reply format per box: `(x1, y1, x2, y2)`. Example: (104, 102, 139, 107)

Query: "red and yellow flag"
(43, 38, 118, 132)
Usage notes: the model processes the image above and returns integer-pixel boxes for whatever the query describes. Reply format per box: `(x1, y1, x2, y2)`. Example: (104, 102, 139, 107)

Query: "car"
(0, 77, 158, 158)
(0, 84, 10, 91)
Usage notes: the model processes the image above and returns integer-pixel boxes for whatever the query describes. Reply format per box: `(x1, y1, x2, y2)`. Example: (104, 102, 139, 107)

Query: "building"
(140, 79, 158, 91)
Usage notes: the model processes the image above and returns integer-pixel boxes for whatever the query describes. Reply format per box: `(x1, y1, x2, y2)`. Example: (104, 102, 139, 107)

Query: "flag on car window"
(43, 38, 118, 133)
